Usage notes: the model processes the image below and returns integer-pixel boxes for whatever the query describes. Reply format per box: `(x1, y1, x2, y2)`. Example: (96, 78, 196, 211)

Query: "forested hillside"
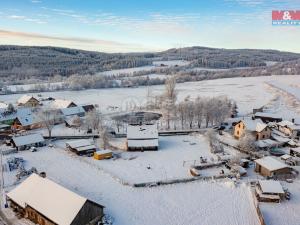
(0, 45, 300, 84)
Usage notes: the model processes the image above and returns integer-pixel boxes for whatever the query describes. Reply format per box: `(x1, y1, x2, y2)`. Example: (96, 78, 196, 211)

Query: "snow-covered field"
(87, 135, 215, 183)
(2, 143, 260, 225)
(1, 75, 299, 116)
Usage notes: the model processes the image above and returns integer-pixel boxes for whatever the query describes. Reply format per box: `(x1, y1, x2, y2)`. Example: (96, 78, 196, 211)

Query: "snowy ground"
(2, 143, 260, 225)
(89, 135, 217, 183)
(260, 179, 300, 225)
(1, 75, 299, 116)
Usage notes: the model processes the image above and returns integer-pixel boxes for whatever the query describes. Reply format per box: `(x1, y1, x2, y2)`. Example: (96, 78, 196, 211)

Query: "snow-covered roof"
(128, 139, 159, 147)
(291, 147, 300, 154)
(0, 108, 32, 123)
(127, 124, 158, 139)
(52, 99, 76, 109)
(95, 150, 112, 155)
(12, 133, 45, 147)
(294, 118, 300, 125)
(0, 102, 8, 109)
(277, 120, 294, 127)
(242, 119, 267, 132)
(7, 174, 89, 225)
(61, 106, 85, 117)
(271, 134, 290, 143)
(255, 156, 288, 171)
(66, 139, 95, 151)
(17, 95, 38, 104)
(259, 180, 284, 194)
(281, 154, 292, 160)
(255, 112, 282, 119)
(255, 139, 279, 148)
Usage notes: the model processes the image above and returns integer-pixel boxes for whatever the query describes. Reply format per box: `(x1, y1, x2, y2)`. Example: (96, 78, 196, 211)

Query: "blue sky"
(0, 0, 300, 52)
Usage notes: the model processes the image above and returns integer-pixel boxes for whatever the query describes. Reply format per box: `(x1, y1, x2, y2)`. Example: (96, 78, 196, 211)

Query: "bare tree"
(237, 135, 258, 153)
(162, 76, 177, 130)
(38, 109, 61, 138)
(194, 97, 204, 128)
(85, 109, 111, 149)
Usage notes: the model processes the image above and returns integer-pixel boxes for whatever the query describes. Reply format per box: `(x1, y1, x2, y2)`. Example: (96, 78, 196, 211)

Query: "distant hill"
(0, 45, 300, 84)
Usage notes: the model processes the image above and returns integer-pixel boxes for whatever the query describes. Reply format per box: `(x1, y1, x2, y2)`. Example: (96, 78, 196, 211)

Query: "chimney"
(292, 118, 295, 123)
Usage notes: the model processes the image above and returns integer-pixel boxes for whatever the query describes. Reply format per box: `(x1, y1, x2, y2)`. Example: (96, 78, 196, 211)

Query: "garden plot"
(2, 145, 260, 225)
(88, 134, 216, 183)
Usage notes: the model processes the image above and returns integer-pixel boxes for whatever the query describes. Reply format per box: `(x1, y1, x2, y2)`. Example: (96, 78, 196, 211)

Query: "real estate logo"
(272, 10, 300, 26)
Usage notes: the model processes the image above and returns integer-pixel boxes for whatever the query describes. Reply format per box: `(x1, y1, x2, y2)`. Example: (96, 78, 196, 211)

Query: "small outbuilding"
(126, 124, 159, 151)
(93, 150, 113, 160)
(255, 180, 285, 203)
(66, 139, 96, 155)
(11, 133, 45, 150)
(254, 156, 292, 177)
(6, 173, 104, 225)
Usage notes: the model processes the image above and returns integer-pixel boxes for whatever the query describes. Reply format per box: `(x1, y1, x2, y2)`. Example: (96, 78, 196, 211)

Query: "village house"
(66, 139, 97, 155)
(12, 113, 43, 130)
(254, 156, 293, 178)
(277, 120, 300, 139)
(255, 180, 285, 203)
(10, 133, 45, 150)
(52, 99, 77, 109)
(17, 95, 39, 107)
(127, 123, 159, 151)
(7, 173, 104, 225)
(234, 118, 271, 140)
(254, 112, 282, 123)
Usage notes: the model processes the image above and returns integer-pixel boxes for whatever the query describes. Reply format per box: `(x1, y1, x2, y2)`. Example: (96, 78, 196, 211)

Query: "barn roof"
(7, 174, 90, 225)
(255, 156, 288, 171)
(254, 112, 282, 119)
(66, 139, 96, 151)
(61, 106, 85, 117)
(52, 99, 76, 109)
(259, 180, 284, 194)
(12, 133, 45, 147)
(17, 95, 38, 104)
(127, 124, 158, 140)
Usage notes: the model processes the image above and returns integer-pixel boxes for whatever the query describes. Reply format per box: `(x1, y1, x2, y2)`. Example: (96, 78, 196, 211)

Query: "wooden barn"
(234, 118, 271, 140)
(254, 156, 292, 177)
(126, 124, 159, 151)
(17, 95, 40, 108)
(11, 133, 45, 151)
(6, 174, 104, 225)
(66, 139, 96, 155)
